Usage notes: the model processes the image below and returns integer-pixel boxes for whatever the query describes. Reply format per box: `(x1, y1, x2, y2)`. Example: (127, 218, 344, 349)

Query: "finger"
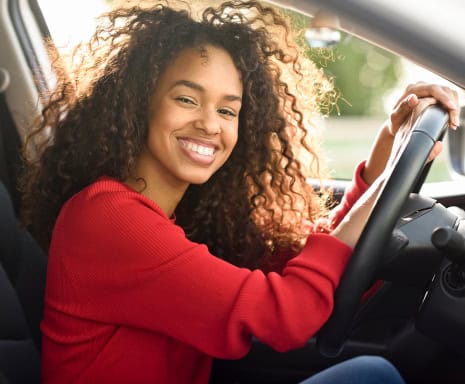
(446, 89, 460, 128)
(421, 85, 460, 128)
(396, 83, 460, 128)
(392, 82, 426, 109)
(389, 94, 419, 135)
(390, 95, 438, 136)
(403, 83, 455, 106)
(427, 141, 444, 163)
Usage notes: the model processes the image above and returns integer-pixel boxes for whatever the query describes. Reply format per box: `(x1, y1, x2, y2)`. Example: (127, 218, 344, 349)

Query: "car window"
(36, 0, 462, 183)
(38, 0, 109, 51)
(313, 31, 462, 182)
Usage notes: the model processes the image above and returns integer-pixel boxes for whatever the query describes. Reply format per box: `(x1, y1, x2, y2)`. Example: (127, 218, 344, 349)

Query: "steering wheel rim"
(317, 105, 449, 358)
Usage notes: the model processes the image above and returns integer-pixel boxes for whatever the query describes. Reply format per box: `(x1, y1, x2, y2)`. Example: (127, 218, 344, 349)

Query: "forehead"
(157, 45, 243, 95)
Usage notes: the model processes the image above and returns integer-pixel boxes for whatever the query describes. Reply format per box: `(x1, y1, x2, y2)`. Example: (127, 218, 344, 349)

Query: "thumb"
(389, 94, 419, 135)
(427, 141, 443, 163)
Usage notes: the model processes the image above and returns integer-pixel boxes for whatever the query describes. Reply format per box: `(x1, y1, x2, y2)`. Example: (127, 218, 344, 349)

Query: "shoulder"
(50, 177, 195, 267)
(62, 177, 169, 221)
(54, 177, 180, 242)
(71, 177, 166, 214)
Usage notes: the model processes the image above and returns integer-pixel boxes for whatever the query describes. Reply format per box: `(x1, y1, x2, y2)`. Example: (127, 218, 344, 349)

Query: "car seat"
(0, 181, 46, 383)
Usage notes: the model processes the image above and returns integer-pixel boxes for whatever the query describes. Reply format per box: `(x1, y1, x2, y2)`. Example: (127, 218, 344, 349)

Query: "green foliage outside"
(318, 36, 402, 116)
(287, 10, 402, 117)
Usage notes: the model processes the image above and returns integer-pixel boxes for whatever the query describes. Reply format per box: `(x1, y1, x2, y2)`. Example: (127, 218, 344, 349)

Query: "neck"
(125, 148, 189, 217)
(125, 177, 186, 218)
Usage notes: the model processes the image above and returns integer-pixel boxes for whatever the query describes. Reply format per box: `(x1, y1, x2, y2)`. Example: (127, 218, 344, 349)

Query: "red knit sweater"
(41, 163, 368, 384)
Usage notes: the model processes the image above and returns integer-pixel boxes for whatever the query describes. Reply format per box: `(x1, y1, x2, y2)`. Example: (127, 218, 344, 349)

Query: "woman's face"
(141, 44, 242, 190)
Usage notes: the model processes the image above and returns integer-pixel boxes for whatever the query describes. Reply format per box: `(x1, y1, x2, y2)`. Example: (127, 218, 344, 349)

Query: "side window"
(311, 33, 461, 182)
(37, 0, 109, 53)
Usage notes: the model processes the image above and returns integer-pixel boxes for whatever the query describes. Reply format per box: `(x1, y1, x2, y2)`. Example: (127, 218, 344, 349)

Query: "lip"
(177, 137, 219, 166)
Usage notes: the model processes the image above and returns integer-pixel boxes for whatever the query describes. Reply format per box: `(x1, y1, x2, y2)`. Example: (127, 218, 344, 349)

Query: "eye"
(175, 96, 197, 106)
(217, 108, 237, 118)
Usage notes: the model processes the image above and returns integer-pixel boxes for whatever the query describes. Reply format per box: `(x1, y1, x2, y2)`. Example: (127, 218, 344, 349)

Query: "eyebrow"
(169, 79, 242, 102)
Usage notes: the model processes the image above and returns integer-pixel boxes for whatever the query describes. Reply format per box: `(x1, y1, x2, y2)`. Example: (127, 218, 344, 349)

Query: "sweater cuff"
(353, 160, 370, 196)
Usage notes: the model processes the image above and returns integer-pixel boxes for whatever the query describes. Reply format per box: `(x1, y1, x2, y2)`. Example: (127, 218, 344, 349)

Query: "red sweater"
(41, 163, 367, 384)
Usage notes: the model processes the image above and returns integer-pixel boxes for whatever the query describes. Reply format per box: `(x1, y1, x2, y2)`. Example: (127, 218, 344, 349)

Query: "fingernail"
(450, 119, 459, 129)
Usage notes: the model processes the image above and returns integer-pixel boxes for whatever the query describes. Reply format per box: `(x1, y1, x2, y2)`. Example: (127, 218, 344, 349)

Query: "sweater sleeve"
(327, 160, 369, 229)
(47, 184, 352, 360)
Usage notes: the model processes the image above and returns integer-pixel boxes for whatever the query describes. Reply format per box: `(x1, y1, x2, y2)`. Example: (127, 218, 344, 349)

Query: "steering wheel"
(317, 105, 449, 357)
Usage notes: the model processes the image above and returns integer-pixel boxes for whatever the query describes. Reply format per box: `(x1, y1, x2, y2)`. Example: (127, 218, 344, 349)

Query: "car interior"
(0, 92, 44, 382)
(1, 0, 465, 383)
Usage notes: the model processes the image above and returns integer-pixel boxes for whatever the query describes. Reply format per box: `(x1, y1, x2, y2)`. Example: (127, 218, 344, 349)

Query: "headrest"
(0, 182, 20, 282)
(0, 182, 30, 339)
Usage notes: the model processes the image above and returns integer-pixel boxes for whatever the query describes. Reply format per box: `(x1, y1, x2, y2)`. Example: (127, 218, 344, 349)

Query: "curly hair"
(19, 0, 336, 270)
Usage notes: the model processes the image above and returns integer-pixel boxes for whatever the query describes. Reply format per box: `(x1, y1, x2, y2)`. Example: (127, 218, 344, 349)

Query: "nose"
(195, 108, 221, 135)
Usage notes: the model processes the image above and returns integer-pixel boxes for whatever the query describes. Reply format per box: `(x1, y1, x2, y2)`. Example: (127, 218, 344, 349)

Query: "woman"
(19, 1, 458, 383)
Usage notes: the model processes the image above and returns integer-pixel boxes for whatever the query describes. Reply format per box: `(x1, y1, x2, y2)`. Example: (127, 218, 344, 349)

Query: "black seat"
(0, 181, 46, 383)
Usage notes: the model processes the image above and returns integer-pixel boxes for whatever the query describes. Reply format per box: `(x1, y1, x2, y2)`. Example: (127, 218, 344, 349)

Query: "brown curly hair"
(19, 0, 335, 270)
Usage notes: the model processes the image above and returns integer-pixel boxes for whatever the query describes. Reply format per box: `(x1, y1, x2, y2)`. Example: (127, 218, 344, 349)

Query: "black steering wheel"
(317, 104, 449, 357)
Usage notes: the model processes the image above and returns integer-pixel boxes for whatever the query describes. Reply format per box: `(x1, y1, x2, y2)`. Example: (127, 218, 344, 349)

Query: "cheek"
(145, 122, 160, 152)
(230, 132, 239, 151)
(226, 125, 239, 152)
(146, 98, 178, 139)
(147, 113, 173, 145)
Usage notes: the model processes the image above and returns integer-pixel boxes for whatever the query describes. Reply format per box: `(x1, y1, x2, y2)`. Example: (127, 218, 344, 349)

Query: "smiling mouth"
(178, 139, 216, 157)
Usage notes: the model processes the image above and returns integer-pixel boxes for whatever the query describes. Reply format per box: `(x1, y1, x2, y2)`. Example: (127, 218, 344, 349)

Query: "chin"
(188, 177, 213, 185)
(179, 167, 220, 186)
(181, 172, 215, 186)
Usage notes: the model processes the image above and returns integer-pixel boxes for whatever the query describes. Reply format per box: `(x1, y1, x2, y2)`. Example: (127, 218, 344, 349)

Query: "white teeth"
(181, 141, 215, 156)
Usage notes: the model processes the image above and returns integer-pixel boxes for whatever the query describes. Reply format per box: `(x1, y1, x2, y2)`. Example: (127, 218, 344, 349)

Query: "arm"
(320, 85, 458, 231)
(331, 85, 460, 248)
(362, 83, 459, 185)
(46, 185, 352, 359)
(326, 161, 369, 230)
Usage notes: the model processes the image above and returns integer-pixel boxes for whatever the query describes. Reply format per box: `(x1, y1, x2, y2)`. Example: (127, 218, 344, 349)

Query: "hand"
(387, 96, 439, 168)
(389, 82, 459, 133)
(362, 82, 460, 185)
